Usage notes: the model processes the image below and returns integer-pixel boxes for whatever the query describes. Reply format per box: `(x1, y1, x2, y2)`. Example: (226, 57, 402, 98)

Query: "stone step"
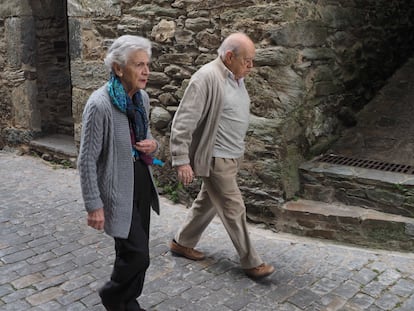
(299, 157, 414, 218)
(28, 134, 77, 167)
(275, 199, 414, 251)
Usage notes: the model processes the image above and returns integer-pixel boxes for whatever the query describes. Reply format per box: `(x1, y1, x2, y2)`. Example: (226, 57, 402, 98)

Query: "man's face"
(227, 45, 255, 80)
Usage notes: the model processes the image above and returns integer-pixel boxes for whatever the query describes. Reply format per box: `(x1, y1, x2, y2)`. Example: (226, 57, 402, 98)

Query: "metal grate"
(316, 154, 414, 175)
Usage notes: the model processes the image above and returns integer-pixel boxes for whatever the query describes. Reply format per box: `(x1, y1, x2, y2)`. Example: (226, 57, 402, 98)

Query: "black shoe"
(99, 289, 126, 311)
(102, 302, 126, 311)
(126, 299, 145, 311)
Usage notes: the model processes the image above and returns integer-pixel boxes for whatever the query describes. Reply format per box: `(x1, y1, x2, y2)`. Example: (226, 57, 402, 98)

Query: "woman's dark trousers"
(99, 160, 152, 311)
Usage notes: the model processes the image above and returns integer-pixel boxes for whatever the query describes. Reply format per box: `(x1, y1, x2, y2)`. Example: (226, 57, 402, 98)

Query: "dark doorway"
(29, 0, 76, 159)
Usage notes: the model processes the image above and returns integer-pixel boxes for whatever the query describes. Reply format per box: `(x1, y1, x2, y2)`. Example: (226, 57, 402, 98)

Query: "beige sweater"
(170, 57, 231, 177)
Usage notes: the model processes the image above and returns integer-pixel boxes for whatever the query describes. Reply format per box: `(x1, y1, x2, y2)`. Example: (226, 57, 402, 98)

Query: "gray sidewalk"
(1, 150, 414, 311)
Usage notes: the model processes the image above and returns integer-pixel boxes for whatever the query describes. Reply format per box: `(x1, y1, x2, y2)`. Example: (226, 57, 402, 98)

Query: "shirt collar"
(218, 58, 244, 84)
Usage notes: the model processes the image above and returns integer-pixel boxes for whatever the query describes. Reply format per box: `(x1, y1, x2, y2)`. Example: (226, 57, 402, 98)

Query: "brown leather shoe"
(244, 263, 275, 279)
(170, 239, 205, 260)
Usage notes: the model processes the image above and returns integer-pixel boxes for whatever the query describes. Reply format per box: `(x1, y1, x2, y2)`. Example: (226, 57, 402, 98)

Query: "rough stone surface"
(299, 56, 414, 219)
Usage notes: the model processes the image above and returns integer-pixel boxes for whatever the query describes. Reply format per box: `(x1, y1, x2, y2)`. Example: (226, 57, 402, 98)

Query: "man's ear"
(224, 51, 234, 64)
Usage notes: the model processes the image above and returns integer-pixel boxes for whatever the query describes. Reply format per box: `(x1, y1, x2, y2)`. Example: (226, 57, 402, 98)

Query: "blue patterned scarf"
(108, 74, 148, 157)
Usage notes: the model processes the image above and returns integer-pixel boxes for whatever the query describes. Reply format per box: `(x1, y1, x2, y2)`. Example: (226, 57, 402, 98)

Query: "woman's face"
(114, 50, 150, 97)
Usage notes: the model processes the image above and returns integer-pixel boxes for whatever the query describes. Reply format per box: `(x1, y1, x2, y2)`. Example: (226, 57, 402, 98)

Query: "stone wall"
(1, 0, 414, 221)
(68, 0, 414, 217)
(0, 0, 71, 146)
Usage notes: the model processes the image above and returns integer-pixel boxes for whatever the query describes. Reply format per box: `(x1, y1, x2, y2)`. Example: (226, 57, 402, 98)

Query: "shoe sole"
(245, 268, 275, 279)
(170, 249, 205, 261)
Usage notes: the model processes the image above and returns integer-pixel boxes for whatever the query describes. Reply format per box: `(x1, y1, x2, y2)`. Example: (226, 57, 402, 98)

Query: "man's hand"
(177, 164, 194, 186)
(87, 208, 105, 230)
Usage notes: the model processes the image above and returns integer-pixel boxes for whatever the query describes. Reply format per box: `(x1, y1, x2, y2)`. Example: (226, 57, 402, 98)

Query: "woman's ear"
(112, 63, 123, 77)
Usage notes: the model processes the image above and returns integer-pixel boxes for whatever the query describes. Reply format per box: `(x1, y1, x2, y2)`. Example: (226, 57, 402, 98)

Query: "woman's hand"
(135, 139, 157, 154)
(87, 208, 105, 230)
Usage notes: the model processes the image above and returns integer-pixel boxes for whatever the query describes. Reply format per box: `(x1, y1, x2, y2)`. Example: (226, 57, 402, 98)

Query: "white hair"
(217, 32, 249, 60)
(104, 35, 152, 71)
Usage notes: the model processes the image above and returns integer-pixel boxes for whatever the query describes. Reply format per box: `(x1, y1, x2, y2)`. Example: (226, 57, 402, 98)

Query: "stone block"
(68, 18, 81, 60)
(362, 219, 408, 242)
(302, 183, 335, 203)
(26, 287, 63, 306)
(0, 0, 31, 17)
(67, 0, 121, 17)
(270, 21, 328, 47)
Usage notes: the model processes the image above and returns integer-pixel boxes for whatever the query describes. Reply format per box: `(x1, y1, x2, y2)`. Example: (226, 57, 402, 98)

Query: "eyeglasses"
(235, 55, 254, 66)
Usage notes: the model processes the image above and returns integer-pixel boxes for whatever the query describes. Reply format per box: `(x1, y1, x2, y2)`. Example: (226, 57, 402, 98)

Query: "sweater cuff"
(84, 197, 104, 213)
(171, 154, 190, 167)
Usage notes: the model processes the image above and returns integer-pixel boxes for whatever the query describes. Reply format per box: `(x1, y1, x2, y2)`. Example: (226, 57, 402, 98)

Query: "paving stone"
(362, 280, 388, 298)
(33, 275, 68, 291)
(28, 300, 64, 311)
(56, 286, 93, 306)
(140, 291, 168, 309)
(66, 301, 88, 310)
(30, 242, 61, 255)
(46, 253, 75, 268)
(25, 287, 63, 306)
(42, 261, 78, 278)
(1, 249, 36, 264)
(79, 291, 101, 308)
(310, 277, 342, 295)
(60, 275, 95, 291)
(275, 302, 302, 311)
(348, 292, 376, 309)
(396, 294, 414, 311)
(242, 301, 277, 311)
(51, 243, 82, 257)
(16, 263, 48, 277)
(11, 273, 43, 289)
(223, 292, 256, 311)
(374, 292, 402, 310)
(0, 284, 14, 298)
(290, 273, 318, 290)
(0, 299, 31, 310)
(390, 278, 414, 297)
(26, 252, 57, 265)
(179, 285, 210, 302)
(2, 151, 414, 310)
(332, 280, 362, 299)
(320, 294, 347, 308)
(287, 288, 320, 309)
(3, 288, 36, 303)
(27, 236, 56, 248)
(377, 268, 402, 286)
(351, 267, 379, 285)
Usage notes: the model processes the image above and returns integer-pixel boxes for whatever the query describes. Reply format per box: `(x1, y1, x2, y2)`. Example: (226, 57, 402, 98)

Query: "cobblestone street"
(1, 150, 414, 311)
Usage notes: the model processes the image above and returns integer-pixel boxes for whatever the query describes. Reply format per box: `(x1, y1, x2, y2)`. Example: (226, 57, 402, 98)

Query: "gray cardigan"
(77, 84, 160, 238)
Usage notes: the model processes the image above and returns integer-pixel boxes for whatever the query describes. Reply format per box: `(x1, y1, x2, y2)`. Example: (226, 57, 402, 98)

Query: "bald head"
(217, 32, 255, 60)
(218, 32, 256, 79)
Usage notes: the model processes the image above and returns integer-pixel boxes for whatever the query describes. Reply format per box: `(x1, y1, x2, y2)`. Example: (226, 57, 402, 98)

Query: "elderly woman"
(78, 35, 160, 311)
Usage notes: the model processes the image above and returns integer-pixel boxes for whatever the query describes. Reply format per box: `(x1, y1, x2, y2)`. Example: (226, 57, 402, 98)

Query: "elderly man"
(169, 32, 275, 279)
